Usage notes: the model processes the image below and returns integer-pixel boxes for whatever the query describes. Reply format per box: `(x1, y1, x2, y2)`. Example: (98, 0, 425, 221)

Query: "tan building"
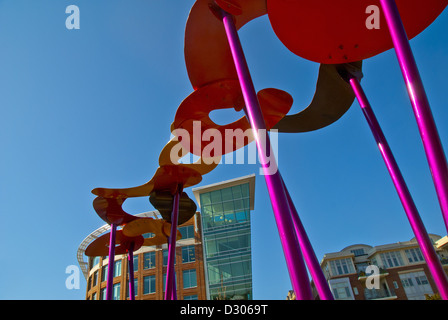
(314, 234, 448, 300)
(78, 211, 207, 300)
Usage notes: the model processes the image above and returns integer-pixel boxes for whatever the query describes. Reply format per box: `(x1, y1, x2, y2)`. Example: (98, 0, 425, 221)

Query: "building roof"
(192, 174, 256, 210)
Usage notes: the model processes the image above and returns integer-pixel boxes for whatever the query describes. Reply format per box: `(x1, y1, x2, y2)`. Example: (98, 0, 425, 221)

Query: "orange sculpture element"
(171, 79, 293, 156)
(122, 217, 182, 246)
(267, 0, 448, 64)
(93, 197, 137, 225)
(85, 230, 145, 257)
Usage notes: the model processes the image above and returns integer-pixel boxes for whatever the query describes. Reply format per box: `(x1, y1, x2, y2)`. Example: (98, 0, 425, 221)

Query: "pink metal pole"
(127, 242, 135, 300)
(349, 76, 448, 299)
(281, 178, 334, 300)
(164, 187, 181, 300)
(220, 8, 313, 299)
(380, 0, 448, 233)
(106, 223, 117, 300)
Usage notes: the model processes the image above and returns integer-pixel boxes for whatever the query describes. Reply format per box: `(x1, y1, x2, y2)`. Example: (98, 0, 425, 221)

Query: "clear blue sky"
(0, 1, 447, 300)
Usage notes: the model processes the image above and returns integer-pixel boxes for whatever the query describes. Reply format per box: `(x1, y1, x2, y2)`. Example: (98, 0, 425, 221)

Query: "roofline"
(192, 174, 256, 210)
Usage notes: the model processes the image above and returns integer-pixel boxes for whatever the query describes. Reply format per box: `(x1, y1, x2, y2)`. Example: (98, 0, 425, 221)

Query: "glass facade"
(199, 183, 253, 300)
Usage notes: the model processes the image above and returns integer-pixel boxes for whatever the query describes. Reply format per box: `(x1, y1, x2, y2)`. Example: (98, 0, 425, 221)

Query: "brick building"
(315, 234, 448, 300)
(78, 211, 207, 300)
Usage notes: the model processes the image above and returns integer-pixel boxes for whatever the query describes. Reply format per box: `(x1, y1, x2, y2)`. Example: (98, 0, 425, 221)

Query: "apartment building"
(317, 234, 448, 300)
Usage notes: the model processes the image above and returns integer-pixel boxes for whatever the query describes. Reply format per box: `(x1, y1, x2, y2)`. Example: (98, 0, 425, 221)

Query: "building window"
(163, 273, 177, 292)
(179, 225, 195, 239)
(380, 251, 404, 268)
(182, 245, 196, 263)
(126, 278, 138, 298)
(163, 250, 177, 266)
(393, 281, 399, 289)
(183, 269, 197, 289)
(132, 255, 138, 272)
(92, 271, 98, 287)
(114, 260, 122, 277)
(100, 288, 106, 300)
(405, 248, 424, 263)
(101, 265, 108, 282)
(143, 275, 156, 294)
(329, 278, 353, 300)
(91, 256, 100, 269)
(144, 251, 156, 269)
(350, 248, 366, 256)
(113, 283, 120, 300)
(184, 295, 198, 300)
(329, 258, 355, 276)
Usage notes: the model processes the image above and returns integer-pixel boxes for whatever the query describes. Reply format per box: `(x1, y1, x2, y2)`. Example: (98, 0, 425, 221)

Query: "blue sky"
(0, 1, 447, 300)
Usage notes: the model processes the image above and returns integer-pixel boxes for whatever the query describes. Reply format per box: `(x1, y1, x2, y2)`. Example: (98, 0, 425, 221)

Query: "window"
(127, 278, 138, 298)
(92, 271, 98, 287)
(183, 269, 197, 289)
(380, 251, 404, 268)
(329, 279, 353, 300)
(144, 251, 156, 269)
(182, 246, 196, 263)
(179, 225, 194, 239)
(113, 283, 120, 300)
(184, 295, 198, 300)
(100, 288, 106, 300)
(405, 248, 424, 263)
(101, 265, 108, 282)
(393, 281, 399, 289)
(163, 250, 176, 266)
(114, 260, 122, 277)
(132, 255, 138, 272)
(91, 256, 100, 269)
(163, 273, 177, 292)
(143, 275, 156, 294)
(350, 248, 366, 256)
(329, 258, 355, 276)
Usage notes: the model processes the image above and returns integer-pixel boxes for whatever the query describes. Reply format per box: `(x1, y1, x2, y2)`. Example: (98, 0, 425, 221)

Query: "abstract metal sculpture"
(85, 0, 448, 300)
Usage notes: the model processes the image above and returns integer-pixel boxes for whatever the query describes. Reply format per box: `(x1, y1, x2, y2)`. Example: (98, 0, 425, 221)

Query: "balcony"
(357, 267, 389, 281)
(364, 288, 397, 300)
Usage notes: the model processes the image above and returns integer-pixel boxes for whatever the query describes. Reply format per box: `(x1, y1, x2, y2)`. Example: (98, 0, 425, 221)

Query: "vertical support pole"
(349, 76, 448, 300)
(219, 8, 313, 300)
(127, 242, 135, 300)
(380, 0, 448, 233)
(281, 178, 334, 300)
(106, 223, 117, 300)
(164, 186, 181, 300)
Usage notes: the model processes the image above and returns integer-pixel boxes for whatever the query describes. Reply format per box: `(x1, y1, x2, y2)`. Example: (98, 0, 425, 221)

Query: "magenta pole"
(127, 242, 135, 300)
(164, 187, 181, 300)
(350, 76, 448, 299)
(281, 178, 334, 300)
(220, 8, 313, 299)
(380, 0, 448, 233)
(106, 223, 117, 300)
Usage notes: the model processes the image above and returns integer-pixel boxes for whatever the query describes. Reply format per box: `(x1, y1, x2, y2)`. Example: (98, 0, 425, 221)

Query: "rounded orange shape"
(267, 0, 448, 64)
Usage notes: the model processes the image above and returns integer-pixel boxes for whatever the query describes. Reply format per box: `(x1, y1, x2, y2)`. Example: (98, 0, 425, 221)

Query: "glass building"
(193, 174, 255, 300)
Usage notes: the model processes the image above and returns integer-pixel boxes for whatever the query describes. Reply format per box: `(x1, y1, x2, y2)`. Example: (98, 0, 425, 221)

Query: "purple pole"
(281, 179, 334, 300)
(106, 223, 117, 300)
(127, 242, 135, 300)
(220, 8, 313, 299)
(350, 76, 448, 300)
(164, 187, 181, 300)
(380, 0, 448, 233)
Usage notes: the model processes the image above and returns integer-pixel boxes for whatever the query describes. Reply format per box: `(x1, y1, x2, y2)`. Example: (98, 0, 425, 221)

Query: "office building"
(192, 174, 256, 300)
(77, 174, 256, 300)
